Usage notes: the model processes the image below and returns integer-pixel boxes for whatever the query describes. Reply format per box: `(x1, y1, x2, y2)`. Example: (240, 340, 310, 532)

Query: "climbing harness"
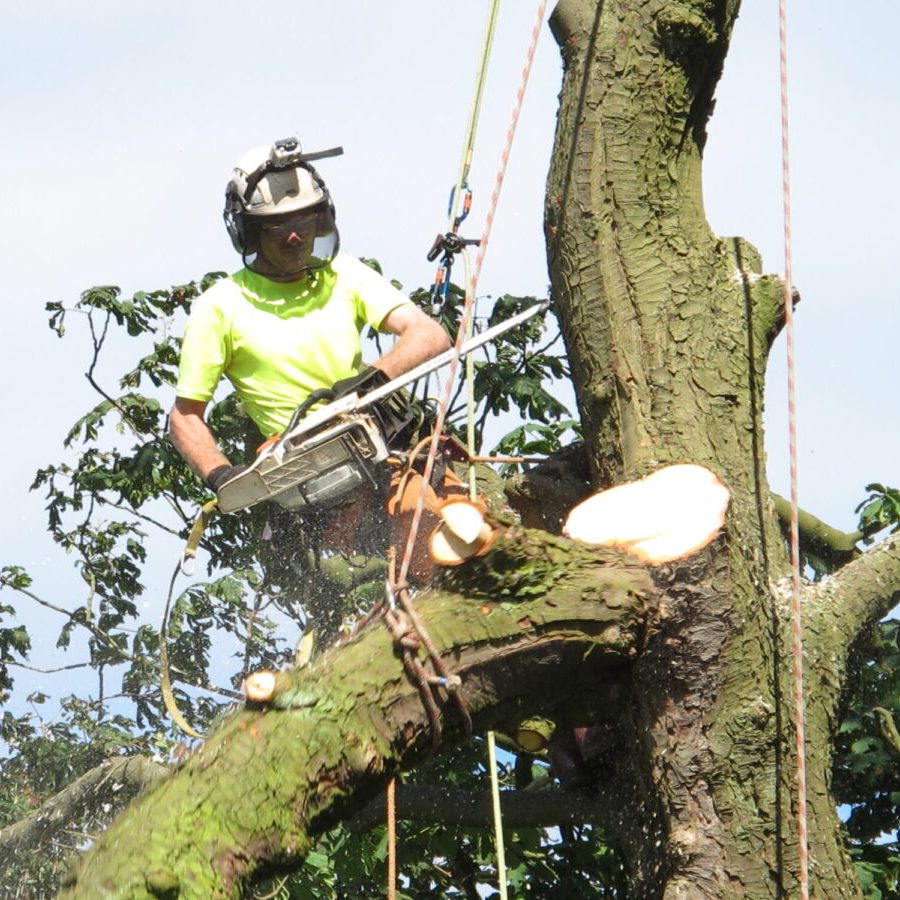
(778, 1, 810, 896)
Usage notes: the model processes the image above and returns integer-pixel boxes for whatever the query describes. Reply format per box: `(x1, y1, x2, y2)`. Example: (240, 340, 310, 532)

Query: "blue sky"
(2, 1, 899, 684)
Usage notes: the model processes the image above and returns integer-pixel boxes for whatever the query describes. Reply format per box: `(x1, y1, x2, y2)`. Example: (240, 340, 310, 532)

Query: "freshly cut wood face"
(428, 499, 495, 566)
(243, 670, 277, 703)
(562, 464, 730, 564)
(439, 498, 491, 546)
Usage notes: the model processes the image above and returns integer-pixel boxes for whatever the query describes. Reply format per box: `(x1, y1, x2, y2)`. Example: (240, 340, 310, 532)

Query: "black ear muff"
(223, 192, 261, 257)
(223, 190, 244, 253)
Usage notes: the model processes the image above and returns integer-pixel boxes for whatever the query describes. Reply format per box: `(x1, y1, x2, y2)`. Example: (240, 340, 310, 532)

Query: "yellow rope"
(487, 731, 508, 899)
(158, 499, 219, 740)
(159, 561, 204, 740)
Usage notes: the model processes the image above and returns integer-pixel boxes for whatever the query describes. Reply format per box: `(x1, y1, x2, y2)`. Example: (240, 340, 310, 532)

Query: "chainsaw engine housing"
(216, 412, 389, 513)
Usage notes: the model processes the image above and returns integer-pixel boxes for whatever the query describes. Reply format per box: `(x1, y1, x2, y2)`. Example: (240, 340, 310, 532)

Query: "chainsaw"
(214, 301, 549, 514)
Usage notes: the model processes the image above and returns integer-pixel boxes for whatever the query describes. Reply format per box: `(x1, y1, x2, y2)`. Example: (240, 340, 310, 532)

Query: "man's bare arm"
(374, 304, 450, 379)
(169, 397, 232, 482)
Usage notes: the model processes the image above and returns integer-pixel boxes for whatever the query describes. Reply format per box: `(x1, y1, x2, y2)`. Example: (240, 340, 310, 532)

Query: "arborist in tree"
(169, 138, 453, 614)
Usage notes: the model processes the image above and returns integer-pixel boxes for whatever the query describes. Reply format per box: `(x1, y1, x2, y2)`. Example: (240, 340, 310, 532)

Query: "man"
(170, 137, 449, 497)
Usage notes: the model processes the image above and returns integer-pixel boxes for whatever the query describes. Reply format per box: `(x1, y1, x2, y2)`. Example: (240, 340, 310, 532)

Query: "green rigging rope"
(450, 5, 507, 893)
(407, 2, 508, 896)
(447, 0, 503, 233)
(487, 730, 509, 899)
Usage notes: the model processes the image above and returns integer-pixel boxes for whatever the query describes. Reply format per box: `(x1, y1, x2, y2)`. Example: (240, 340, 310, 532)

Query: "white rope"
(778, 0, 810, 894)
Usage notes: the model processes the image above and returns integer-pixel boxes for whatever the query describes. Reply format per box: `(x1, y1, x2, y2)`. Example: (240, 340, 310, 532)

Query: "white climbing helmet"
(223, 137, 343, 269)
(227, 139, 327, 218)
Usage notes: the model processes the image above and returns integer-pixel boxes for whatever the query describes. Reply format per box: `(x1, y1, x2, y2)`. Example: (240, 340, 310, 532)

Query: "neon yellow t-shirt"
(175, 254, 411, 437)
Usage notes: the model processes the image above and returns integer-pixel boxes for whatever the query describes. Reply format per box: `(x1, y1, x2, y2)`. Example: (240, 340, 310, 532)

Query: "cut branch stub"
(429, 498, 498, 566)
(243, 670, 278, 703)
(563, 464, 730, 564)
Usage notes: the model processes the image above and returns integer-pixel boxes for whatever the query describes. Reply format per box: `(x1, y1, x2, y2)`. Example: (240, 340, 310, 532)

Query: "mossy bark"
(543, 1, 892, 897)
(60, 532, 656, 898)
(57, 2, 900, 897)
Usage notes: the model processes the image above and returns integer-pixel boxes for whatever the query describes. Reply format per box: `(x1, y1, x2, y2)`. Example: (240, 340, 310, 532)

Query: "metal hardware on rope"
(427, 0, 500, 320)
(427, 232, 481, 263)
(449, 183, 473, 230)
(779, 0, 810, 895)
(398, 0, 549, 596)
(427, 233, 481, 317)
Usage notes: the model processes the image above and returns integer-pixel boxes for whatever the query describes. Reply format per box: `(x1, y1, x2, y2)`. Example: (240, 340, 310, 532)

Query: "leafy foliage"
(407, 282, 572, 458)
(796, 485, 900, 898)
(0, 270, 578, 896)
(833, 618, 900, 898)
(4, 268, 899, 898)
(857, 484, 900, 539)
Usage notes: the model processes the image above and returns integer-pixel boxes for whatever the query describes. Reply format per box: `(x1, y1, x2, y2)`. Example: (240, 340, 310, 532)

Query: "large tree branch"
(807, 532, 900, 661)
(549, 0, 596, 46)
(60, 529, 656, 898)
(0, 756, 167, 859)
(771, 493, 865, 566)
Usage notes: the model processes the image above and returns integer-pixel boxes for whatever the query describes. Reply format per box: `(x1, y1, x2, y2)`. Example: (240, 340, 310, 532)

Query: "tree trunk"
(544, 1, 894, 896)
(56, 1, 900, 898)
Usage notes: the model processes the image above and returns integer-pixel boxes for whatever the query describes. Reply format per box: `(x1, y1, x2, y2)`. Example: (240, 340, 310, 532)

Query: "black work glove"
(206, 464, 248, 493)
(330, 366, 389, 400)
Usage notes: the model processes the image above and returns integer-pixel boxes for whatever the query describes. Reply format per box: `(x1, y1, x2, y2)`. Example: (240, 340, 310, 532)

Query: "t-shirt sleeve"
(174, 288, 231, 402)
(335, 255, 413, 330)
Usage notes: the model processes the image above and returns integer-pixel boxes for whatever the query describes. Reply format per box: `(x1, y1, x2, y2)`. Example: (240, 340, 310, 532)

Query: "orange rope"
(386, 777, 397, 900)
(779, 0, 810, 895)
(383, 11, 548, 893)
(395, 0, 549, 591)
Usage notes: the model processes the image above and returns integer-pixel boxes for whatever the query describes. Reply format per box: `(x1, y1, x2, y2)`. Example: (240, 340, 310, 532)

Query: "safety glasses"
(257, 209, 321, 240)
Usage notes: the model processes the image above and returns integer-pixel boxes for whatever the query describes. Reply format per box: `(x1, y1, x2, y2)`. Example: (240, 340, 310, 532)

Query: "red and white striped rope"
(395, 0, 549, 590)
(779, 0, 810, 895)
